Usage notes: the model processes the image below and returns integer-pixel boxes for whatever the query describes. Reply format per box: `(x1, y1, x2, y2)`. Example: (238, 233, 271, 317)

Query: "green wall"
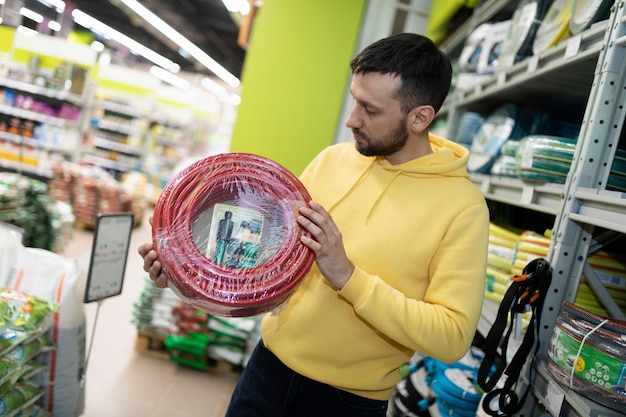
(229, 0, 366, 176)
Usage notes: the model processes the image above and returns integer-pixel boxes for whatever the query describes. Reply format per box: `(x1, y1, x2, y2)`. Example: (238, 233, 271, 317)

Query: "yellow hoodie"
(262, 133, 490, 400)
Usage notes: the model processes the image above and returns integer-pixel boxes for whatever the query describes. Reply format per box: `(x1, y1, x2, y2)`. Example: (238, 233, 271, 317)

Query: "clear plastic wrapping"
(152, 153, 315, 317)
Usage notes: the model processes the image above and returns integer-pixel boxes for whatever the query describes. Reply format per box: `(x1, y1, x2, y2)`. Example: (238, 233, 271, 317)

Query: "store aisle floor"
(60, 211, 239, 417)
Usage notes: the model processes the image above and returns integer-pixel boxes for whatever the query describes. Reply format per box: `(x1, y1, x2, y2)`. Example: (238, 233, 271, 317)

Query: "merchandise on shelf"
(547, 302, 626, 413)
(133, 277, 261, 370)
(48, 160, 141, 227)
(437, 0, 625, 415)
(0, 31, 96, 178)
(0, 172, 70, 250)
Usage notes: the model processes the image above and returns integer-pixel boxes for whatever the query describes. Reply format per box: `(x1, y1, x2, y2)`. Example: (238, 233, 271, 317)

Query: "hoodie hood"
(374, 132, 470, 178)
(312, 132, 471, 220)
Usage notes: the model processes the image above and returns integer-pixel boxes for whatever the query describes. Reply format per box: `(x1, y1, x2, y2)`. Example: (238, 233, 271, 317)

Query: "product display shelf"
(82, 97, 149, 177)
(0, 76, 87, 179)
(438, 1, 626, 416)
(470, 173, 564, 215)
(527, 361, 624, 417)
(0, 77, 83, 106)
(525, 3, 626, 415)
(439, 0, 521, 58)
(442, 18, 607, 121)
(0, 31, 96, 180)
(0, 327, 50, 416)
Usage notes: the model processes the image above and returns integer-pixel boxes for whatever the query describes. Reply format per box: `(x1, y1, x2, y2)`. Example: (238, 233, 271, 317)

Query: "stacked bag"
(133, 278, 261, 371)
(493, 135, 626, 190)
(48, 160, 139, 227)
(0, 288, 56, 417)
(0, 173, 73, 252)
(486, 223, 626, 320)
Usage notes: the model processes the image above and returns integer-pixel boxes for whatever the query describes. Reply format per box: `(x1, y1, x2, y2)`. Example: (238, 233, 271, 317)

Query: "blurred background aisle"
(61, 211, 239, 417)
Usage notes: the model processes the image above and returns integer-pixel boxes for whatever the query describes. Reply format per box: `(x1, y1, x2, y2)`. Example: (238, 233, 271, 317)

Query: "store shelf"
(0, 159, 53, 179)
(100, 100, 145, 118)
(0, 77, 83, 105)
(530, 361, 624, 417)
(82, 154, 137, 172)
(568, 187, 626, 234)
(470, 173, 563, 215)
(93, 137, 143, 156)
(439, 1, 626, 415)
(439, 0, 519, 57)
(0, 131, 63, 152)
(95, 119, 143, 136)
(0, 103, 79, 128)
(442, 21, 607, 116)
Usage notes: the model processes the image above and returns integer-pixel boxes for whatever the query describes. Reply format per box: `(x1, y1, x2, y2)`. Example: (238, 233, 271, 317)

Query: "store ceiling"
(28, 0, 247, 80)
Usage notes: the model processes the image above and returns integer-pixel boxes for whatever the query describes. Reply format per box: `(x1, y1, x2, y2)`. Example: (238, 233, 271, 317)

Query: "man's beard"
(353, 116, 408, 157)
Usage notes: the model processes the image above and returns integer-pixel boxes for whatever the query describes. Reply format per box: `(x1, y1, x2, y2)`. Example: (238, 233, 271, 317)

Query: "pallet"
(74, 219, 95, 231)
(134, 329, 170, 361)
(134, 329, 243, 374)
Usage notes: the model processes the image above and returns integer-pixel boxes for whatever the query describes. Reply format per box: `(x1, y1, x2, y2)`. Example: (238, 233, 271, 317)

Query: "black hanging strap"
(477, 258, 552, 416)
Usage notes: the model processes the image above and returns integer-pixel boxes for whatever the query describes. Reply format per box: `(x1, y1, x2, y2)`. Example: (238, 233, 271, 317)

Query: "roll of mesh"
(468, 105, 550, 174)
(152, 152, 315, 317)
(570, 0, 613, 35)
(547, 302, 626, 413)
(468, 104, 518, 173)
(515, 135, 576, 183)
(497, 0, 553, 67)
(532, 0, 574, 55)
(490, 155, 518, 178)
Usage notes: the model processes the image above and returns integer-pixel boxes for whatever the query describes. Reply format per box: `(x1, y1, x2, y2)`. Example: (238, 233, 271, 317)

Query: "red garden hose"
(152, 152, 315, 317)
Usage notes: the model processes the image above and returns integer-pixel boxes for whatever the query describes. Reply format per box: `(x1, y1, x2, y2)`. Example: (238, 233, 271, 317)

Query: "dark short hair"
(350, 33, 452, 114)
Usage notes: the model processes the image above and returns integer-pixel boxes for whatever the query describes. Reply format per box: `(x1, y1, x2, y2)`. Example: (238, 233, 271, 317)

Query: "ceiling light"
(17, 26, 39, 36)
(117, 0, 240, 88)
(201, 77, 240, 105)
(36, 0, 65, 12)
(72, 9, 179, 72)
(222, 0, 250, 15)
(150, 66, 190, 90)
(20, 7, 44, 23)
(48, 20, 61, 31)
(91, 41, 105, 52)
(201, 77, 228, 99)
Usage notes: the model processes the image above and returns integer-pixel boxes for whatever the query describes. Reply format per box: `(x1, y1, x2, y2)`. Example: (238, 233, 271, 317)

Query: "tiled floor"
(60, 210, 239, 417)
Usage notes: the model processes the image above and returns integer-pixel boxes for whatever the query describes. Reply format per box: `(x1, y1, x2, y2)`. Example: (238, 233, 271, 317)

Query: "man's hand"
(138, 225, 168, 288)
(297, 201, 354, 289)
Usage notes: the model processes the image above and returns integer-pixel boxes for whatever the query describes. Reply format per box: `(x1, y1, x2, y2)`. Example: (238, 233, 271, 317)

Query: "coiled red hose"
(152, 152, 315, 317)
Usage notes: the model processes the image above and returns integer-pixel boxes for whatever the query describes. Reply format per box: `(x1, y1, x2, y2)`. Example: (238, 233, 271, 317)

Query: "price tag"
(497, 72, 507, 86)
(528, 55, 539, 73)
(521, 185, 534, 205)
(544, 380, 565, 416)
(565, 34, 582, 59)
(84, 213, 134, 303)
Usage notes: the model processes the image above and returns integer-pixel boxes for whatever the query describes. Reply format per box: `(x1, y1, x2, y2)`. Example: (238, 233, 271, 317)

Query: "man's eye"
(365, 108, 376, 114)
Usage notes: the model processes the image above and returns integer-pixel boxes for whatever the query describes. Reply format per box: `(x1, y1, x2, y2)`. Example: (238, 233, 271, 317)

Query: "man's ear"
(408, 105, 435, 133)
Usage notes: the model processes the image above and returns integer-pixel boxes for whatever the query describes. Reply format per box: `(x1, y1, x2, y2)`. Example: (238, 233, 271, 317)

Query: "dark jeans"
(225, 341, 388, 417)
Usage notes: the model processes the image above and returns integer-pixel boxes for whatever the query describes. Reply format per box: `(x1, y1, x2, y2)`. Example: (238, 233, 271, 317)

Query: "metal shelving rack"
(437, 0, 626, 416)
(523, 1, 626, 415)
